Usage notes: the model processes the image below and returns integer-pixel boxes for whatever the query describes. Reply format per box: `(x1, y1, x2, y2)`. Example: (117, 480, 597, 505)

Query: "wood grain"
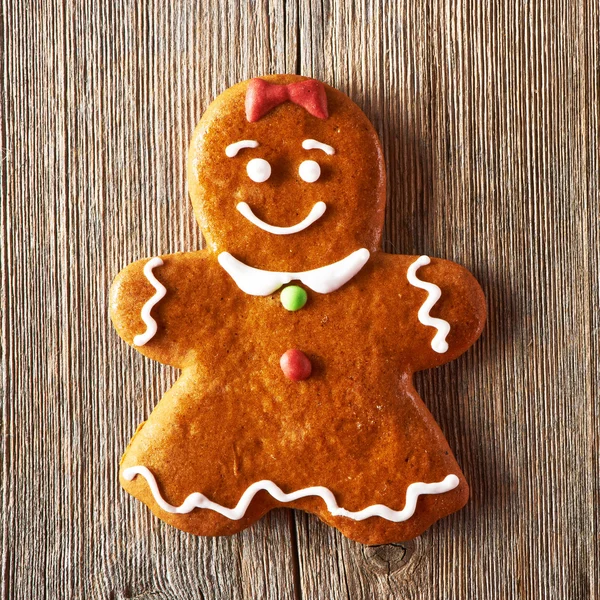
(1, 0, 598, 598)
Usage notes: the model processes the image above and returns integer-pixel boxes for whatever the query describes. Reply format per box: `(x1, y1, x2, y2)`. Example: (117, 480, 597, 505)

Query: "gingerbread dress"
(110, 75, 486, 545)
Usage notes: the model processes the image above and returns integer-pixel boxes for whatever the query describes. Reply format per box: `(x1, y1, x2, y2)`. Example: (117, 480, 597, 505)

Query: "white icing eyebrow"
(226, 140, 259, 157)
(302, 139, 335, 155)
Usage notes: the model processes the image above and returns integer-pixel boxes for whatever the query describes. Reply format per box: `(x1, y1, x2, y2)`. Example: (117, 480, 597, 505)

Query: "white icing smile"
(236, 201, 327, 235)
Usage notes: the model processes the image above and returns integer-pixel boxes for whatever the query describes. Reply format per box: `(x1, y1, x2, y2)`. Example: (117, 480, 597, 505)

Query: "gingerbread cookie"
(110, 75, 486, 545)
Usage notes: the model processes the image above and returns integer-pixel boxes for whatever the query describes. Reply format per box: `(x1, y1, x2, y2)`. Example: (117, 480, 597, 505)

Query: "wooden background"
(1, 1, 598, 598)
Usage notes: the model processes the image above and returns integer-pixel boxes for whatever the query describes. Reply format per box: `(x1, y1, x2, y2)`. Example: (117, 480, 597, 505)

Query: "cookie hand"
(404, 256, 486, 371)
(110, 254, 180, 367)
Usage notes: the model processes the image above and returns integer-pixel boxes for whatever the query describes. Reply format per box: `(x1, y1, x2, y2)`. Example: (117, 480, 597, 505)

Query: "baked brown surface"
(110, 74, 486, 545)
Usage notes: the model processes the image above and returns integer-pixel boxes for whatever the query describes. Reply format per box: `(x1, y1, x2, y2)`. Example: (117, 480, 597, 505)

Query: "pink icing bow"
(245, 78, 329, 122)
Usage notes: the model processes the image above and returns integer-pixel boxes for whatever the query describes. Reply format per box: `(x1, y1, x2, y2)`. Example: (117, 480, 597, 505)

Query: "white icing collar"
(218, 248, 370, 296)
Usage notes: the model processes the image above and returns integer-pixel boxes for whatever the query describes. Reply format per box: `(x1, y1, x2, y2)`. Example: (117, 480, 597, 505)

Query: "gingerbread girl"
(110, 75, 486, 545)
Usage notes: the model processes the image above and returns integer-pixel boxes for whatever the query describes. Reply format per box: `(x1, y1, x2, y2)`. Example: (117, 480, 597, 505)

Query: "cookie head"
(187, 75, 386, 272)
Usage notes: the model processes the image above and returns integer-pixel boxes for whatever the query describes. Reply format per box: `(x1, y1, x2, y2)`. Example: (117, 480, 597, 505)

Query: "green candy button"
(280, 285, 307, 311)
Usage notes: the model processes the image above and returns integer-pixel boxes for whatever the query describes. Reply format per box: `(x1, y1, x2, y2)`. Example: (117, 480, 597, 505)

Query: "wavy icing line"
(225, 139, 259, 157)
(122, 466, 459, 522)
(407, 256, 451, 353)
(133, 257, 167, 346)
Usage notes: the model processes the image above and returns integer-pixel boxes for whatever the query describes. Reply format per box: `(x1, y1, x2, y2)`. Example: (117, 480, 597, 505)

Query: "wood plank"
(1, 0, 598, 598)
(294, 1, 600, 598)
(1, 1, 299, 598)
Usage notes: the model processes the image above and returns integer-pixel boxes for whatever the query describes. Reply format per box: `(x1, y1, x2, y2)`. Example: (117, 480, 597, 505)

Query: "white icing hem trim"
(133, 257, 167, 346)
(407, 256, 451, 354)
(236, 201, 326, 235)
(122, 466, 460, 522)
(218, 248, 370, 296)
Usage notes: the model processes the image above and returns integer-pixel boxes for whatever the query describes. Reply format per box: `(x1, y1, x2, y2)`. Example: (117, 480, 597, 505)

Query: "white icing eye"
(246, 158, 271, 183)
(298, 160, 321, 183)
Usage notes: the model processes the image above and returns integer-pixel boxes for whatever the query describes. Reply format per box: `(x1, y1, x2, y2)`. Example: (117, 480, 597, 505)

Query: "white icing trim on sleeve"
(407, 255, 451, 353)
(302, 139, 335, 155)
(122, 466, 460, 522)
(133, 257, 167, 346)
(225, 140, 259, 157)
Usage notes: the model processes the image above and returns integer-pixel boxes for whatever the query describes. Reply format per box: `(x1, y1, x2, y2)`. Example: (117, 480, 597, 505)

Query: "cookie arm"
(402, 256, 487, 371)
(110, 254, 187, 368)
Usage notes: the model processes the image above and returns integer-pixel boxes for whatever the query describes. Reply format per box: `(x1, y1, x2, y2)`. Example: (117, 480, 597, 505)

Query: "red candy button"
(280, 349, 312, 381)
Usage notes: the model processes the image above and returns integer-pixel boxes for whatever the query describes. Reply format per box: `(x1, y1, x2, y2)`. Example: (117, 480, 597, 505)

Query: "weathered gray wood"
(294, 1, 600, 599)
(1, 1, 299, 598)
(1, 0, 598, 598)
